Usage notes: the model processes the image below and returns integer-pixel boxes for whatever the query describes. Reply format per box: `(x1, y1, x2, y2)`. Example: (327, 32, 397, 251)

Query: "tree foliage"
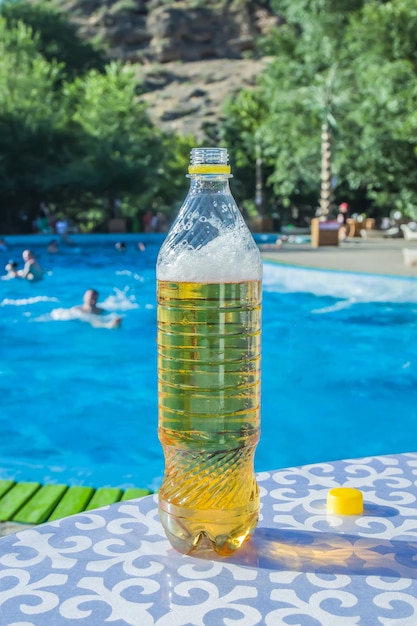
(221, 0, 417, 220)
(1, 0, 105, 79)
(0, 3, 192, 233)
(0, 16, 67, 225)
(3, 0, 417, 231)
(339, 0, 417, 215)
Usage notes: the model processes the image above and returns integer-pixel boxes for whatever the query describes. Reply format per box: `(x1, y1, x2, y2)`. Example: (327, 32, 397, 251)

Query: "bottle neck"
(188, 175, 231, 195)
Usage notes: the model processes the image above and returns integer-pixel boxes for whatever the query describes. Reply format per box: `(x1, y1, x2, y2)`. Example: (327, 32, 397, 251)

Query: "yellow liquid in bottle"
(157, 280, 261, 555)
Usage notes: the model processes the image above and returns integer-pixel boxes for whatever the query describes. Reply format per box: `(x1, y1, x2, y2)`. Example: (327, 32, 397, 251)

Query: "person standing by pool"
(55, 216, 74, 244)
(73, 289, 122, 329)
(18, 249, 44, 282)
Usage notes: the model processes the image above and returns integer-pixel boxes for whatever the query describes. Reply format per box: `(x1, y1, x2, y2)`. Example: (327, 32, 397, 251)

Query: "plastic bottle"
(156, 147, 262, 556)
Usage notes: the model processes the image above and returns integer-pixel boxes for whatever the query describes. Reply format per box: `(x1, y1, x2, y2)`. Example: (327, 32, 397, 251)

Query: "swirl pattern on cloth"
(0, 453, 417, 625)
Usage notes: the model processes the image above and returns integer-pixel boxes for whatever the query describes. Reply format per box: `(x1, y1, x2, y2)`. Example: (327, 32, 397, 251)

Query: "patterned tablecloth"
(1, 453, 417, 625)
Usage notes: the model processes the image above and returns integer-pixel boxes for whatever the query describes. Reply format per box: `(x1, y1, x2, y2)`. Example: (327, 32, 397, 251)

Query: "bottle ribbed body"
(156, 148, 262, 556)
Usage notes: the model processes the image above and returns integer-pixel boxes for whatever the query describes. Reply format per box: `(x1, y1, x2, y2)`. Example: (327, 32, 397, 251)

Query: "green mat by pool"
(0, 480, 153, 525)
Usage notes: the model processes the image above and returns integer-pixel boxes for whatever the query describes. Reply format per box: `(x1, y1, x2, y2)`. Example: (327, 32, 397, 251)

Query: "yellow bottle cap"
(327, 487, 364, 515)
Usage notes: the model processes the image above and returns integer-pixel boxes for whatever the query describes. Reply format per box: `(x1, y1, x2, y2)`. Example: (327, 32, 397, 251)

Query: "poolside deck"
(261, 237, 417, 278)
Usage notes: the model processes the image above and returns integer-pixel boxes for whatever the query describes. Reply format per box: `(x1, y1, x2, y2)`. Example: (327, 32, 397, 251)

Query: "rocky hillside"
(56, 0, 279, 138)
(137, 56, 272, 139)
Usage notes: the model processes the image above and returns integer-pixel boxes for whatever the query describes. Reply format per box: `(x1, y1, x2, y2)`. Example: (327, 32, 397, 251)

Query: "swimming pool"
(1, 234, 417, 490)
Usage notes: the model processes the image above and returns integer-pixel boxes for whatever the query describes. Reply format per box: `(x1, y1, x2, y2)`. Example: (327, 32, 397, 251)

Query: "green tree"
(255, 21, 346, 214)
(61, 62, 189, 228)
(221, 89, 272, 218)
(222, 0, 417, 219)
(0, 17, 69, 229)
(1, 0, 105, 79)
(0, 12, 189, 233)
(338, 0, 417, 217)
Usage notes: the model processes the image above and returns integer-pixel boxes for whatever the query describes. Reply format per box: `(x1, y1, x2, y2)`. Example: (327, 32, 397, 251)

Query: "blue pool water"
(1, 234, 417, 490)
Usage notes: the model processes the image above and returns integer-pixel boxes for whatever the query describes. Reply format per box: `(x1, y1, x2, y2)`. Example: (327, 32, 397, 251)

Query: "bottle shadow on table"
(197, 504, 417, 579)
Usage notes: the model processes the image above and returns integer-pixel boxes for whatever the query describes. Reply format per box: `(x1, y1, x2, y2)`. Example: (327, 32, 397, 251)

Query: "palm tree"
(315, 66, 338, 218)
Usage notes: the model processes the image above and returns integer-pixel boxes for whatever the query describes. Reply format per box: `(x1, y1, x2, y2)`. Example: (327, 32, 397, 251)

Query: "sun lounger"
(360, 229, 382, 238)
(400, 224, 417, 241)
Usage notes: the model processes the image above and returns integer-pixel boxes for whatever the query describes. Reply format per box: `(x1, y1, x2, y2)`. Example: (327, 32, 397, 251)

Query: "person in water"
(73, 289, 122, 329)
(18, 249, 44, 282)
(1, 260, 18, 280)
(47, 239, 59, 253)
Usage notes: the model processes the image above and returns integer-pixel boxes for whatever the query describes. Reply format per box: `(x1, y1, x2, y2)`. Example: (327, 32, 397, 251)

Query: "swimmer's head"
(22, 249, 34, 261)
(84, 289, 99, 306)
(115, 242, 126, 250)
(6, 260, 17, 271)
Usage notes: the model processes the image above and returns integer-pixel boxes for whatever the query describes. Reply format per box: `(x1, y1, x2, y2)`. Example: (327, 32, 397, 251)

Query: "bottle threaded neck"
(188, 147, 231, 176)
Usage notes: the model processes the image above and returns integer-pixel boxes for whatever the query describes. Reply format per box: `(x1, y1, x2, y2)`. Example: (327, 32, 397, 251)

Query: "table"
(1, 453, 417, 625)
(310, 218, 340, 247)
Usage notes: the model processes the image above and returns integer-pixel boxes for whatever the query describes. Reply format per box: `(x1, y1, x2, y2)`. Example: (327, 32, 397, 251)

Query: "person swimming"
(72, 289, 122, 329)
(1, 260, 18, 280)
(18, 250, 44, 282)
(47, 239, 59, 253)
